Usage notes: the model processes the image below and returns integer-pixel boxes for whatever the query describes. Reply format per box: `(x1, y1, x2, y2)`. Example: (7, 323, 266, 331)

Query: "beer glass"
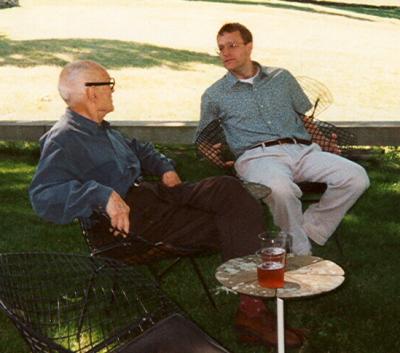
(257, 231, 288, 288)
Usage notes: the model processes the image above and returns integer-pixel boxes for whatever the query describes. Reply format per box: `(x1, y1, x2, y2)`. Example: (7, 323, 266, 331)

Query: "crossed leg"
(235, 143, 369, 253)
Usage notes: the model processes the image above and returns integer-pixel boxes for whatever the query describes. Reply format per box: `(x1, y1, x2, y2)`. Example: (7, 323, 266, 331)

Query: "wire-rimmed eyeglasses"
(216, 41, 246, 55)
(85, 77, 115, 90)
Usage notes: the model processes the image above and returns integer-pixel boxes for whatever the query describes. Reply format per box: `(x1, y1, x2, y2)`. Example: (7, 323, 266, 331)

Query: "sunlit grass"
(0, 143, 399, 353)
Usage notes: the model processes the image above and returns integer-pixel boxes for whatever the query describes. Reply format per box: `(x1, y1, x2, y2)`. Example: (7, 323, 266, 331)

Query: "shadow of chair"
(0, 252, 231, 353)
(79, 211, 219, 308)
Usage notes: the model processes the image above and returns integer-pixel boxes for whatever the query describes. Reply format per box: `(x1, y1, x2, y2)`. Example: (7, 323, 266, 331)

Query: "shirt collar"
(224, 62, 268, 89)
(64, 108, 110, 133)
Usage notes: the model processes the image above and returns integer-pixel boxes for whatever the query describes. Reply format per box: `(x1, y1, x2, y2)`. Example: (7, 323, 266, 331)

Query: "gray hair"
(58, 60, 106, 105)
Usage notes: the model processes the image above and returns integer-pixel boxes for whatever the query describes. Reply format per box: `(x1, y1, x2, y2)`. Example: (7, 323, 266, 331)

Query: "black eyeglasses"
(85, 77, 115, 90)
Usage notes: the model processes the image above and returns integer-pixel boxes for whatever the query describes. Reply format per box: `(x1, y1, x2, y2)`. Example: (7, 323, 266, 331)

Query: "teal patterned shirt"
(196, 64, 312, 157)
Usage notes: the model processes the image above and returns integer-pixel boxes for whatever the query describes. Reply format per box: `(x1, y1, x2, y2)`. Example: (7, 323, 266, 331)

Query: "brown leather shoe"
(234, 309, 304, 348)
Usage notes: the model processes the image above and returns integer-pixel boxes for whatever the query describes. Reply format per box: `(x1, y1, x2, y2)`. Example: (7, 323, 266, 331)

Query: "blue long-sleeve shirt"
(29, 109, 175, 224)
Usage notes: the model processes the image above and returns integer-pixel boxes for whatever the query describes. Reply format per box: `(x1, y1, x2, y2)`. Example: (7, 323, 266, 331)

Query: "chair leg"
(188, 257, 217, 310)
(147, 257, 217, 309)
(76, 263, 106, 339)
(334, 233, 344, 256)
(147, 257, 183, 283)
(157, 257, 183, 281)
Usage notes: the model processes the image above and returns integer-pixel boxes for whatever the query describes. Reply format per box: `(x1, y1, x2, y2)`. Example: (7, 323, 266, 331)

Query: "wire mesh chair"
(194, 118, 327, 197)
(195, 119, 272, 201)
(79, 211, 218, 308)
(297, 76, 333, 118)
(297, 76, 357, 155)
(0, 252, 231, 353)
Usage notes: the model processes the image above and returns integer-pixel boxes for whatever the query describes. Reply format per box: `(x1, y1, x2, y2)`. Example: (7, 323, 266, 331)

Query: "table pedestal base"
(277, 297, 285, 353)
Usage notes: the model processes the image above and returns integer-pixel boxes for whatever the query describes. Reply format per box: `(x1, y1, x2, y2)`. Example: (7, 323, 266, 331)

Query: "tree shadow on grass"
(186, 0, 400, 21)
(0, 36, 219, 69)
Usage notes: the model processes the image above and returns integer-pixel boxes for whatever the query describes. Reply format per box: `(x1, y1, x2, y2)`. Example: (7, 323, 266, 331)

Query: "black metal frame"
(0, 252, 232, 353)
(79, 211, 217, 308)
(194, 117, 331, 200)
(0, 252, 180, 352)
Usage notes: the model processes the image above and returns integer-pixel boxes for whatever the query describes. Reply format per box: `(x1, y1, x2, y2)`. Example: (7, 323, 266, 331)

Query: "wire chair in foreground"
(79, 211, 219, 308)
(0, 252, 231, 353)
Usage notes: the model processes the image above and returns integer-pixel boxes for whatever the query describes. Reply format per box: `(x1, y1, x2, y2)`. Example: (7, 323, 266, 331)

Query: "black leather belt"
(249, 137, 312, 150)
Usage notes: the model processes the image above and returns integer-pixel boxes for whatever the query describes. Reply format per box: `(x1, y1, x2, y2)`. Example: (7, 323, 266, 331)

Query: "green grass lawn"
(0, 142, 399, 353)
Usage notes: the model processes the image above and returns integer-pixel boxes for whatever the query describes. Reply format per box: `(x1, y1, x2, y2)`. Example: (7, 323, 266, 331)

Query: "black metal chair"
(79, 211, 219, 308)
(0, 252, 231, 353)
(194, 117, 336, 200)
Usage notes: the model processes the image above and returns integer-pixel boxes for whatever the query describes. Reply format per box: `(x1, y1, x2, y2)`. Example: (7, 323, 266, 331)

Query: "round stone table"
(215, 255, 345, 352)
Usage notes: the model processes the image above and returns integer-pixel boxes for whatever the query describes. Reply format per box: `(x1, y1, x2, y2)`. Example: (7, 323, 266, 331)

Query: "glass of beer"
(257, 231, 287, 288)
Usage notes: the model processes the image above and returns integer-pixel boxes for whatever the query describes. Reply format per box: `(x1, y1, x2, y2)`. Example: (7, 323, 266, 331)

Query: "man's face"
(87, 69, 115, 117)
(217, 31, 252, 73)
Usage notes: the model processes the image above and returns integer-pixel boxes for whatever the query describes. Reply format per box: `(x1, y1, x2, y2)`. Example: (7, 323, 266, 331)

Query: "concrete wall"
(0, 120, 399, 146)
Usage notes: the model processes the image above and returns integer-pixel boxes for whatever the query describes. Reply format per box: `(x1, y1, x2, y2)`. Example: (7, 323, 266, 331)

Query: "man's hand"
(162, 171, 182, 187)
(105, 190, 130, 237)
(198, 142, 234, 168)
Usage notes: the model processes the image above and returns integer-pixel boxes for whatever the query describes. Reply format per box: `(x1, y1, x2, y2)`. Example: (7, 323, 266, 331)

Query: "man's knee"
(209, 176, 267, 210)
(348, 165, 370, 194)
(210, 175, 244, 192)
(267, 179, 301, 202)
(197, 176, 248, 203)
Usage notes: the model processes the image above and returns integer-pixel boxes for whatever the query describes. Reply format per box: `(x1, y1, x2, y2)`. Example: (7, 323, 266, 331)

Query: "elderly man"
(196, 23, 370, 256)
(29, 60, 305, 348)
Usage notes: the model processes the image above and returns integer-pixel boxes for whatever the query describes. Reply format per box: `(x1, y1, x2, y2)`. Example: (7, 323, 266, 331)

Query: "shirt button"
(260, 104, 264, 108)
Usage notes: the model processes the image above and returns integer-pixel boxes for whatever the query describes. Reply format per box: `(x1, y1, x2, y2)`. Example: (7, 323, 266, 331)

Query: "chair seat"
(121, 313, 230, 353)
(79, 211, 218, 308)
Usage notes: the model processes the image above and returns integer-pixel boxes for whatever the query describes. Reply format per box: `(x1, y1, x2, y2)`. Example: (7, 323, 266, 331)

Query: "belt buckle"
(133, 176, 144, 187)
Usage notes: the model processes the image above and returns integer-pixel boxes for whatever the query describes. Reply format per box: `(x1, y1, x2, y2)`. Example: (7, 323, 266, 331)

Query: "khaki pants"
(235, 143, 370, 254)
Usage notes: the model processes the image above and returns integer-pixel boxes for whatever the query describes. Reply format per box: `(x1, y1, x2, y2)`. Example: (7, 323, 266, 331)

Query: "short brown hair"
(217, 23, 253, 43)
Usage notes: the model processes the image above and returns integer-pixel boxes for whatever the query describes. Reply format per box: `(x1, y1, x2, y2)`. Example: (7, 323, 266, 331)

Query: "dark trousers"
(125, 176, 265, 261)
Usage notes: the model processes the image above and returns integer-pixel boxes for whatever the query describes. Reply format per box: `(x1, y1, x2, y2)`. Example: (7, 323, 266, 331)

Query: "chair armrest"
(302, 116, 357, 155)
